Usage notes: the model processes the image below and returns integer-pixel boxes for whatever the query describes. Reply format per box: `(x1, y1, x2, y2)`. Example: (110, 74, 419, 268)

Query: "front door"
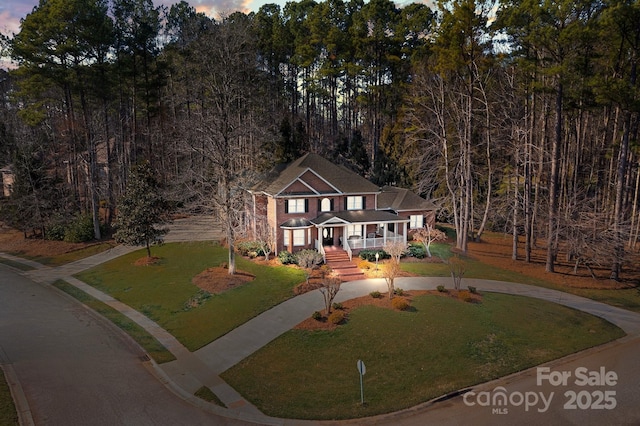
(322, 227, 334, 246)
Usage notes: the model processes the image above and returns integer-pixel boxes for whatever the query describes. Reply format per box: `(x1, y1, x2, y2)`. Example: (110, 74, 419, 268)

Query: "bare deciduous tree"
(413, 225, 447, 258)
(382, 241, 407, 299)
(319, 275, 341, 314)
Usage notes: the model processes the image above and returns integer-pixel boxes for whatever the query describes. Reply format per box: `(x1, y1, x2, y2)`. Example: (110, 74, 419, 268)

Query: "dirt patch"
(295, 289, 482, 331)
(192, 267, 255, 294)
(0, 224, 107, 258)
(467, 233, 639, 289)
(134, 256, 160, 266)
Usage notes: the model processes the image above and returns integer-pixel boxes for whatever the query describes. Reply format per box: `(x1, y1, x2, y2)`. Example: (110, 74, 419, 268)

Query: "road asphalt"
(1, 226, 639, 425)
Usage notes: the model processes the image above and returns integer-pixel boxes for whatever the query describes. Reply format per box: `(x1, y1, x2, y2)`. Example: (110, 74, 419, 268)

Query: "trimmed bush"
(394, 288, 405, 296)
(408, 244, 427, 259)
(370, 291, 382, 299)
(332, 302, 343, 310)
(468, 286, 478, 294)
(295, 249, 323, 269)
(359, 249, 389, 262)
(458, 290, 475, 303)
(437, 285, 446, 293)
(311, 311, 323, 321)
(391, 297, 410, 311)
(357, 260, 370, 269)
(278, 250, 297, 265)
(328, 310, 345, 325)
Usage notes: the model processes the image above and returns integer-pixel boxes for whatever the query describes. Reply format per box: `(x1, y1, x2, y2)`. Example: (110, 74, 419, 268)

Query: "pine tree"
(113, 162, 170, 258)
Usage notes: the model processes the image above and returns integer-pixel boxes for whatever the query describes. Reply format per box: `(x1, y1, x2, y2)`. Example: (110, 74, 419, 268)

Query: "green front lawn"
(75, 242, 305, 351)
(222, 292, 625, 420)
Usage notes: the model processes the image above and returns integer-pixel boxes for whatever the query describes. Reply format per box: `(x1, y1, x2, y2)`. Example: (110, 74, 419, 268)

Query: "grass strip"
(222, 292, 625, 420)
(0, 258, 35, 271)
(53, 280, 176, 364)
(194, 386, 226, 407)
(0, 368, 18, 426)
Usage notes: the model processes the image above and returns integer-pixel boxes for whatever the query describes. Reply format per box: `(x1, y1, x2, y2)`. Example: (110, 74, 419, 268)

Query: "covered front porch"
(311, 210, 409, 261)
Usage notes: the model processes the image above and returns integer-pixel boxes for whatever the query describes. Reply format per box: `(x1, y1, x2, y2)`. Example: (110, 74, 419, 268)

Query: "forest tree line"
(0, 0, 638, 279)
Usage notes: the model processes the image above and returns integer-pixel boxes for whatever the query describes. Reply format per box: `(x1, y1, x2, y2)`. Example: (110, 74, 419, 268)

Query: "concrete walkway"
(2, 244, 640, 425)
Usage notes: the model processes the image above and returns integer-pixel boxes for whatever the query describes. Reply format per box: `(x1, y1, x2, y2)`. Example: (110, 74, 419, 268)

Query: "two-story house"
(248, 153, 436, 260)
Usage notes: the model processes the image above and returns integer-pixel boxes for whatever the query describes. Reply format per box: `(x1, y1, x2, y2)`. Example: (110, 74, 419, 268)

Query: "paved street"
(0, 265, 250, 426)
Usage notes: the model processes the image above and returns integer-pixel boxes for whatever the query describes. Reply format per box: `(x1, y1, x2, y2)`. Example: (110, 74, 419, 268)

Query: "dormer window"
(346, 196, 364, 210)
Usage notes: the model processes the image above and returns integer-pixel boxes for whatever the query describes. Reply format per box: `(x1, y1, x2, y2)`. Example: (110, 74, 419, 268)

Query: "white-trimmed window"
(346, 196, 363, 210)
(346, 224, 363, 239)
(287, 198, 306, 213)
(293, 229, 305, 246)
(320, 198, 331, 212)
(410, 215, 423, 229)
(284, 229, 306, 247)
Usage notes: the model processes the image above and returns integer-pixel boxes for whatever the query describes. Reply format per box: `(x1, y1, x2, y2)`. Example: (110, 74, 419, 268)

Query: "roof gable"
(377, 186, 436, 212)
(253, 153, 380, 196)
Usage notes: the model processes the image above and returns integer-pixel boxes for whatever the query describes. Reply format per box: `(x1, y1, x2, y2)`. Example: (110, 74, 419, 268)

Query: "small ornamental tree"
(413, 225, 447, 258)
(382, 241, 408, 299)
(319, 276, 341, 314)
(113, 162, 171, 258)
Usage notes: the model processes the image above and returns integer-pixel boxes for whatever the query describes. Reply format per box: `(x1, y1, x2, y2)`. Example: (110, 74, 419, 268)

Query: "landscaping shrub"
(370, 291, 382, 299)
(328, 310, 345, 325)
(311, 311, 323, 321)
(45, 222, 67, 241)
(64, 215, 96, 242)
(408, 245, 427, 259)
(237, 241, 265, 257)
(359, 249, 389, 262)
(391, 297, 410, 311)
(278, 250, 297, 265)
(295, 249, 323, 269)
(357, 260, 370, 269)
(332, 302, 343, 310)
(468, 286, 478, 294)
(458, 290, 475, 303)
(437, 285, 446, 293)
(394, 288, 405, 296)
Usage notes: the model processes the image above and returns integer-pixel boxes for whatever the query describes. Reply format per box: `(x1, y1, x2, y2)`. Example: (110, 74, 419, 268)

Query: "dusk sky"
(1, 0, 276, 38)
(0, 0, 282, 69)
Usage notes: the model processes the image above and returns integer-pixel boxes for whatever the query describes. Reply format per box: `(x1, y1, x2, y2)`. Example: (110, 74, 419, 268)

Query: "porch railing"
(316, 239, 326, 263)
(347, 235, 404, 251)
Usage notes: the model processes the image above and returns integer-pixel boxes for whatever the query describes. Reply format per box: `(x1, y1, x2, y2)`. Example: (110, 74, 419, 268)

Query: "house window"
(346, 224, 363, 239)
(320, 198, 331, 212)
(287, 198, 307, 213)
(293, 229, 305, 246)
(346, 196, 363, 210)
(284, 229, 306, 247)
(410, 215, 423, 229)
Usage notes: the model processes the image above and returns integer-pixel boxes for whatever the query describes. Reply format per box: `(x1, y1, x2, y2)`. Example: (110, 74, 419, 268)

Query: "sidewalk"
(2, 245, 640, 425)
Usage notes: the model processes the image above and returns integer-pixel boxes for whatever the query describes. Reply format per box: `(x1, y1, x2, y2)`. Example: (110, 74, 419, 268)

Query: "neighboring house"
(248, 153, 436, 260)
(0, 166, 14, 197)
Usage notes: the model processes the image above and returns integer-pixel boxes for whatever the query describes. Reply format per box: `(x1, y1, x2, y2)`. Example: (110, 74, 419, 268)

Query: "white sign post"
(357, 359, 366, 405)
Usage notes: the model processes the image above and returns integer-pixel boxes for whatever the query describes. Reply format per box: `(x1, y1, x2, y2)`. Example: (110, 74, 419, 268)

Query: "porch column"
(383, 224, 388, 245)
(288, 229, 293, 253)
(403, 222, 407, 244)
(342, 225, 347, 249)
(318, 226, 323, 249)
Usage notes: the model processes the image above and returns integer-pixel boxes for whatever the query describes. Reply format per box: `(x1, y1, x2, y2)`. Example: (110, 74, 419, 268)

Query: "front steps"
(323, 247, 365, 281)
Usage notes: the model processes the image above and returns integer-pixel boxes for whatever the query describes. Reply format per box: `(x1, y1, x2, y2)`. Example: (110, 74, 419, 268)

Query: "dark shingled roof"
(310, 210, 409, 226)
(377, 186, 436, 212)
(252, 153, 380, 196)
(280, 218, 313, 228)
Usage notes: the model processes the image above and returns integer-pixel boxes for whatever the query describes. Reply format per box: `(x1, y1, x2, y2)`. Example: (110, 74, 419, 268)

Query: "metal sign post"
(357, 359, 366, 405)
